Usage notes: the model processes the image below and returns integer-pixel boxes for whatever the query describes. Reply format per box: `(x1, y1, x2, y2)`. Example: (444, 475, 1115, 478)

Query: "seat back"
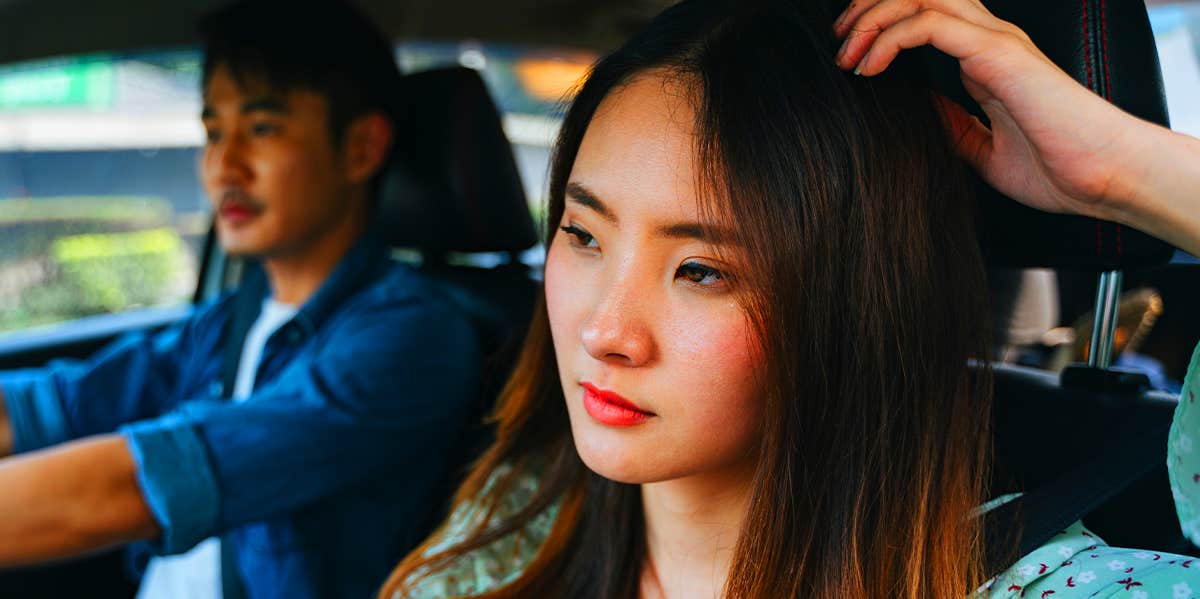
(378, 65, 540, 352)
(983, 364, 1189, 564)
(376, 65, 541, 539)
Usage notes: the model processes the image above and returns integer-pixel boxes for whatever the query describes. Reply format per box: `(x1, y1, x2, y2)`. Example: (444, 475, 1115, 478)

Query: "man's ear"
(341, 113, 393, 184)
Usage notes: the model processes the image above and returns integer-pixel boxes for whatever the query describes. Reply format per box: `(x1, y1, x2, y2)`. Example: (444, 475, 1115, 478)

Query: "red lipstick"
(581, 383, 655, 427)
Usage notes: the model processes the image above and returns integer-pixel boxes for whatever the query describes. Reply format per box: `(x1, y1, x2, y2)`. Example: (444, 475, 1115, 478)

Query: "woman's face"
(545, 73, 764, 484)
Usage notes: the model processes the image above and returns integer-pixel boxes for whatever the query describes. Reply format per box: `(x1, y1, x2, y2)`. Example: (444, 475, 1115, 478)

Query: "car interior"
(0, 0, 1197, 597)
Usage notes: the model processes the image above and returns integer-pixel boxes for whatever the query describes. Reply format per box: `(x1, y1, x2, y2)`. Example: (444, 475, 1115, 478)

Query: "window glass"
(1149, 2, 1200, 137)
(0, 43, 591, 339)
(0, 50, 207, 337)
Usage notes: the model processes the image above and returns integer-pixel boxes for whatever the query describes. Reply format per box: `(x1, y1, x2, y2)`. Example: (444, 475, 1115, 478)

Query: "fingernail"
(853, 59, 866, 76)
(836, 38, 850, 64)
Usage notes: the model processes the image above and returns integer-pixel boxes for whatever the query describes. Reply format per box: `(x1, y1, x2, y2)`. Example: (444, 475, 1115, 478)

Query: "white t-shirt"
(136, 299, 298, 599)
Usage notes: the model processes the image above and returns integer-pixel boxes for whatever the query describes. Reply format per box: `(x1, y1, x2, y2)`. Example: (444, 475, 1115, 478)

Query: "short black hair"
(199, 0, 404, 160)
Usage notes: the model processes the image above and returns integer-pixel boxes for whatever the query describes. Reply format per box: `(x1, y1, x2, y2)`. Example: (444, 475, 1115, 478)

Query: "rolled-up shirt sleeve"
(1, 321, 195, 455)
(119, 290, 481, 555)
(121, 407, 222, 553)
(2, 371, 72, 453)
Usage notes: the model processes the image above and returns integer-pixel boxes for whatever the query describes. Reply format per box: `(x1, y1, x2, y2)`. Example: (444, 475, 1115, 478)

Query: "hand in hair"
(832, 0, 1200, 257)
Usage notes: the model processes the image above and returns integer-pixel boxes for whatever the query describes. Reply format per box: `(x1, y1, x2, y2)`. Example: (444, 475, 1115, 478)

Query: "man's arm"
(0, 434, 159, 568)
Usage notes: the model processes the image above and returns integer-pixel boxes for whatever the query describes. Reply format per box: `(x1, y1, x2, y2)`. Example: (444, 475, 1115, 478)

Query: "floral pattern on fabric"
(981, 521, 1200, 598)
(1171, 342, 1200, 546)
(398, 343, 1200, 598)
(398, 463, 558, 599)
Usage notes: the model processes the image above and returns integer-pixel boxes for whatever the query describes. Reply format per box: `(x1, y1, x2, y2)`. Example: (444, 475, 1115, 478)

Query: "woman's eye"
(560, 224, 598, 249)
(205, 129, 222, 143)
(676, 262, 726, 287)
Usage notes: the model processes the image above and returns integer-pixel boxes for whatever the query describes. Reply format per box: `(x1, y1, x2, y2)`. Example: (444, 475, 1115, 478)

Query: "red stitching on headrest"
(1083, 0, 1104, 258)
(1082, 0, 1095, 90)
(1100, 0, 1114, 100)
(1099, 0, 1124, 258)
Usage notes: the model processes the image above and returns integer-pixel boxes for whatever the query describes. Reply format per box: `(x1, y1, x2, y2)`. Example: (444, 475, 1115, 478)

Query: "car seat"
(919, 0, 1194, 574)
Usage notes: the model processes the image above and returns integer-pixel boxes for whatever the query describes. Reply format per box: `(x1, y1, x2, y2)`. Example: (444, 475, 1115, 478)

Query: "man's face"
(201, 65, 355, 258)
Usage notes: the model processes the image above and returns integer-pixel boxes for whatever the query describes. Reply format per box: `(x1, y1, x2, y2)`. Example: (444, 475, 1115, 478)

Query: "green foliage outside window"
(0, 197, 194, 335)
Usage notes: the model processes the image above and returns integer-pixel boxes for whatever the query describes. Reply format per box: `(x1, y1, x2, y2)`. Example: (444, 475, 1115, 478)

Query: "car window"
(0, 42, 591, 341)
(1150, 1, 1200, 137)
(0, 50, 206, 339)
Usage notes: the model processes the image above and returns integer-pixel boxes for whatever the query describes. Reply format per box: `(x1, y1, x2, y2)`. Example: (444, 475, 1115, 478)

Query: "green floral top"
(396, 343, 1200, 598)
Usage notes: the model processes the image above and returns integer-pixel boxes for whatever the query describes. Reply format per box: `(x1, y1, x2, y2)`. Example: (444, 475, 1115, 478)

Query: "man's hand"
(833, 0, 1200, 257)
(0, 434, 160, 568)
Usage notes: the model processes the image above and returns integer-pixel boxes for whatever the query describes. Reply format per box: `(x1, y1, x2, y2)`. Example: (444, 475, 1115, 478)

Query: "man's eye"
(560, 224, 598, 249)
(251, 122, 279, 136)
(205, 129, 222, 143)
(675, 262, 726, 287)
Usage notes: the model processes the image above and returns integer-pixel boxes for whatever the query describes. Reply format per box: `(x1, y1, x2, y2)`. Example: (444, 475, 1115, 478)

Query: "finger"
(934, 95, 993, 174)
(834, 0, 880, 39)
(853, 9, 1015, 76)
(835, 0, 998, 69)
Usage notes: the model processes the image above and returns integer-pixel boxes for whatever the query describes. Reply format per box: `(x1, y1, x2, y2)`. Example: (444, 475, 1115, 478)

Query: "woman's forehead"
(570, 73, 708, 226)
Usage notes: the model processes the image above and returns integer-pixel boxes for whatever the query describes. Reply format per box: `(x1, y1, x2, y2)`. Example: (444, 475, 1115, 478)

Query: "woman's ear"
(342, 112, 393, 184)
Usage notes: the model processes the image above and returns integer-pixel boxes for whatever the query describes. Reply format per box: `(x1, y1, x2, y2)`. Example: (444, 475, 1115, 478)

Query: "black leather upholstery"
(377, 66, 539, 254)
(377, 65, 539, 378)
(376, 67, 540, 540)
(923, 0, 1174, 269)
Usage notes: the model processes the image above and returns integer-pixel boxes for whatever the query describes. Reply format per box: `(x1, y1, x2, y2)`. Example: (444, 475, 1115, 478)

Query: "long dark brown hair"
(383, 0, 994, 596)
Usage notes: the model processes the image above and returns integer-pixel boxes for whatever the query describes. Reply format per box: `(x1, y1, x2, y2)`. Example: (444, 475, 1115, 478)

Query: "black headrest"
(376, 67, 539, 254)
(925, 0, 1174, 270)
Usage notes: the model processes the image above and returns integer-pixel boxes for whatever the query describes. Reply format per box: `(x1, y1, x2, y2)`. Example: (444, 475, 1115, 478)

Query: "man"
(0, 2, 481, 597)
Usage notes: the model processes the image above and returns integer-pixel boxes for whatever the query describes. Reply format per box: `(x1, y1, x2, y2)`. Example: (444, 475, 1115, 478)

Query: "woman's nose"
(580, 282, 655, 367)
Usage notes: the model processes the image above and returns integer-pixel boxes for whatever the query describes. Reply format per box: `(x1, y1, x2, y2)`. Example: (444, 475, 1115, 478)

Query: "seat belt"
(217, 263, 265, 599)
(983, 419, 1171, 576)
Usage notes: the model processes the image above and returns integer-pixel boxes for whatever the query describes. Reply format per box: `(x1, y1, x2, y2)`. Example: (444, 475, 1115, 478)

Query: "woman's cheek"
(543, 238, 582, 353)
(664, 306, 764, 437)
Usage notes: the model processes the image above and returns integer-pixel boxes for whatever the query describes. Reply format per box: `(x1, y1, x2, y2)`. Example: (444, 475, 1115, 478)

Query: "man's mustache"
(217, 189, 266, 211)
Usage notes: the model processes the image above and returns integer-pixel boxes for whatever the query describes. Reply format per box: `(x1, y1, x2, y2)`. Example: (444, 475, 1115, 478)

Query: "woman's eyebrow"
(566, 182, 617, 224)
(566, 181, 735, 244)
(657, 221, 734, 244)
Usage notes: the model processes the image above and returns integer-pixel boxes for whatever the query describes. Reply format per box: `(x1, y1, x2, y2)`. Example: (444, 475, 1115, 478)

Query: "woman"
(382, 0, 1200, 596)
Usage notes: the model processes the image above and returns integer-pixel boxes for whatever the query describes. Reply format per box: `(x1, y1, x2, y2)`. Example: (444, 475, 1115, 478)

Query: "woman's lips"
(581, 382, 655, 427)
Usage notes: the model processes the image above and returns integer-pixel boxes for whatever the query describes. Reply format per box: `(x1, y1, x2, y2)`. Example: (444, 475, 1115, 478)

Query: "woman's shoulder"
(397, 461, 561, 599)
(983, 521, 1200, 598)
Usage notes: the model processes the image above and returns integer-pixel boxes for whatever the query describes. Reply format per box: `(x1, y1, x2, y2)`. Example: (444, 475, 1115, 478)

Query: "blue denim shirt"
(1, 232, 482, 599)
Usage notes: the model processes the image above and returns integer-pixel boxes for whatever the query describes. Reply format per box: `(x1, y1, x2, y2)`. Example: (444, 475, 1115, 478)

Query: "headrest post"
(1087, 270, 1124, 369)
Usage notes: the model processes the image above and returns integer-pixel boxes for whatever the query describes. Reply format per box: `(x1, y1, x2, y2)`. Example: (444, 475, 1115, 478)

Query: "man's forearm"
(0, 434, 159, 568)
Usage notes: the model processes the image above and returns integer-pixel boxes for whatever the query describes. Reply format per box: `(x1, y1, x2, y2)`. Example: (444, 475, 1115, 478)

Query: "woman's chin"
(572, 431, 671, 485)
